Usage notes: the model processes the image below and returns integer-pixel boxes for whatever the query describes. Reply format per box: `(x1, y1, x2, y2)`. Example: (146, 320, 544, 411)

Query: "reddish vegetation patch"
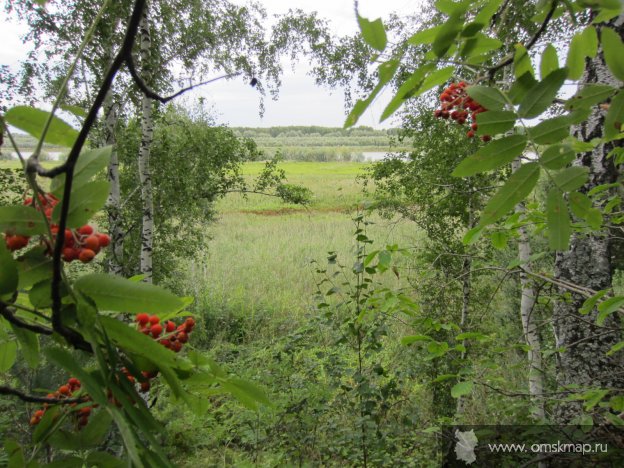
(242, 206, 350, 216)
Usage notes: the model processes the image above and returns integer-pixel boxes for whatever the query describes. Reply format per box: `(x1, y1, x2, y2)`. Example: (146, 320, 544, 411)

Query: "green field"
(185, 161, 418, 341)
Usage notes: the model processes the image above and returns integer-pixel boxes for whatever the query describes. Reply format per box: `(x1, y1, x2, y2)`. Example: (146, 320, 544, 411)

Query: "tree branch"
(0, 385, 85, 404)
(0, 302, 53, 335)
(124, 53, 241, 103)
(487, 0, 559, 78)
(45, 0, 148, 353)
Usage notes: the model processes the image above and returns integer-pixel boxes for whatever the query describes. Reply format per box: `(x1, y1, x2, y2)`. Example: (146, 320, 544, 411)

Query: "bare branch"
(125, 53, 241, 103)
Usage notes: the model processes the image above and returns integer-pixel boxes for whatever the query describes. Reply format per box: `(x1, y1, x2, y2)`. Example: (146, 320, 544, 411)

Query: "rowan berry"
(136, 313, 149, 325)
(165, 321, 176, 333)
(59, 385, 71, 395)
(78, 225, 94, 236)
(482, 135, 492, 142)
(149, 315, 160, 325)
(150, 324, 163, 338)
(79, 249, 96, 263)
(97, 233, 110, 247)
(83, 235, 100, 251)
(467, 130, 475, 138)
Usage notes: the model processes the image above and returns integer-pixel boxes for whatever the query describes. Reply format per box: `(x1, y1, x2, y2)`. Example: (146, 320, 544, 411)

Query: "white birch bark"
(512, 159, 545, 420)
(138, 9, 154, 283)
(104, 90, 124, 275)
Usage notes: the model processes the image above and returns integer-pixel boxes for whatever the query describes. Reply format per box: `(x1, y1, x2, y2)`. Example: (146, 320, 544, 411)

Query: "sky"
(0, 0, 422, 129)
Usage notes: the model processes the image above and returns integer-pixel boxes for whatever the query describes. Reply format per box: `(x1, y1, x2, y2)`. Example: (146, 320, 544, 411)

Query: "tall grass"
(181, 160, 420, 343)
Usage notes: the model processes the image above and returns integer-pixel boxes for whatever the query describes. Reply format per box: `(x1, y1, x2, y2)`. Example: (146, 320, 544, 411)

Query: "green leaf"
(59, 104, 87, 119)
(546, 189, 571, 251)
(10, 325, 39, 368)
(456, 332, 487, 341)
(85, 451, 126, 468)
(582, 26, 598, 59)
(407, 25, 442, 45)
(466, 85, 507, 111)
(379, 64, 434, 122)
(566, 32, 585, 80)
(508, 72, 538, 104)
(540, 144, 575, 170)
(597, 296, 624, 326)
(452, 135, 527, 177)
(0, 205, 47, 236)
(528, 116, 571, 144)
(540, 44, 559, 80)
(490, 231, 508, 249)
(51, 146, 112, 194)
(569, 191, 602, 228)
(75, 274, 186, 315)
(607, 341, 624, 356)
(432, 373, 458, 383)
(475, 110, 517, 136)
(401, 334, 433, 345)
(552, 166, 589, 192)
(16, 246, 52, 288)
(580, 290, 608, 315)
(514, 44, 534, 78)
(435, 0, 471, 15)
(4, 106, 78, 148)
(377, 250, 391, 271)
(218, 377, 272, 411)
(4, 439, 25, 468)
(432, 13, 463, 57)
(564, 84, 616, 110)
(460, 33, 502, 59)
(0, 340, 17, 371)
(357, 15, 387, 52)
(518, 68, 567, 118)
(0, 241, 18, 297)
(471, 0, 503, 29)
(601, 27, 624, 82)
(52, 180, 110, 228)
(451, 380, 473, 398)
(378, 60, 400, 85)
(569, 191, 591, 218)
(462, 225, 483, 245)
(605, 90, 624, 139)
(478, 162, 540, 226)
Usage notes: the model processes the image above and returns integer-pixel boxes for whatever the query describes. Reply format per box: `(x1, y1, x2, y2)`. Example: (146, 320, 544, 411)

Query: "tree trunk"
(512, 159, 545, 420)
(456, 198, 474, 417)
(104, 90, 124, 276)
(138, 9, 155, 283)
(552, 15, 624, 423)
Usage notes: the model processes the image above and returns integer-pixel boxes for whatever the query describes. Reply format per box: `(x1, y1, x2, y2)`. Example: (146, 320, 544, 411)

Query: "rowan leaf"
(478, 162, 540, 226)
(546, 188, 571, 250)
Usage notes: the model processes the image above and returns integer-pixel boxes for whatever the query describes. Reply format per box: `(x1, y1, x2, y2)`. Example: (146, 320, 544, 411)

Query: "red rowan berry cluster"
(30, 377, 95, 428)
(434, 81, 491, 142)
(135, 313, 195, 354)
(3, 192, 110, 263)
(29, 314, 195, 430)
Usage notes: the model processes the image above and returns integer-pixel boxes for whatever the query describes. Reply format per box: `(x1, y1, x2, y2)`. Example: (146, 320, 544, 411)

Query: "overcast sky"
(0, 0, 421, 129)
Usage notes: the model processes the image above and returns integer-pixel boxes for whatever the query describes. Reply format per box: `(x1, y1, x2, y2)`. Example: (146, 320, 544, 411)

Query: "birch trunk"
(456, 198, 474, 417)
(552, 14, 624, 423)
(512, 159, 545, 420)
(138, 9, 154, 283)
(104, 90, 124, 275)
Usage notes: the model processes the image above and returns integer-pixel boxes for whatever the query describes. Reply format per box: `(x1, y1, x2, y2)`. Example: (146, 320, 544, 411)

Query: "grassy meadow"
(184, 160, 419, 342)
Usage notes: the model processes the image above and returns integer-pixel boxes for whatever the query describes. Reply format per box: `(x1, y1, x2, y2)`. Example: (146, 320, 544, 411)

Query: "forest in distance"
(0, 0, 623, 467)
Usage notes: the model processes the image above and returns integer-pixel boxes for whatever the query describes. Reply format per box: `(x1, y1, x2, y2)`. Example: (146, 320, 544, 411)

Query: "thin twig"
(125, 54, 241, 103)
